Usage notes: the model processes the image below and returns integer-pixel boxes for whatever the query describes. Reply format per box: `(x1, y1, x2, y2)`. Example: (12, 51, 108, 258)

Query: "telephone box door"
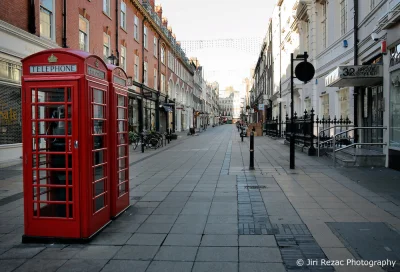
(24, 81, 80, 238)
(87, 81, 111, 235)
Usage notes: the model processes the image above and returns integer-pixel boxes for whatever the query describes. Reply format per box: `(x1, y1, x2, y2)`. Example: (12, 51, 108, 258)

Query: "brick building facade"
(0, 0, 196, 162)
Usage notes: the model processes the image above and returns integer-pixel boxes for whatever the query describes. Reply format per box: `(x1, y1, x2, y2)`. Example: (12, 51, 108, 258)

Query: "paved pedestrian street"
(1, 125, 400, 272)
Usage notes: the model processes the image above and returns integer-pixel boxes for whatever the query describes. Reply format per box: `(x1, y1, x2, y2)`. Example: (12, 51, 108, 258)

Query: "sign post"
(290, 52, 315, 169)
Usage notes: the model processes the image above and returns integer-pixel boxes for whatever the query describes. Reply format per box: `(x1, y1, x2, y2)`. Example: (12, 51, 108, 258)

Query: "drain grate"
(245, 185, 266, 189)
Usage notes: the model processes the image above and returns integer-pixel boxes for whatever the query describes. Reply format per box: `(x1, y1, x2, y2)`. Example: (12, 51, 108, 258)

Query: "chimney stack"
(162, 17, 168, 27)
(155, 5, 162, 19)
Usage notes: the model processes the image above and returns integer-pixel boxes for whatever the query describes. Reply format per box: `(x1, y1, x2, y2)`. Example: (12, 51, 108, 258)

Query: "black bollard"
(141, 134, 145, 153)
(240, 127, 244, 142)
(249, 131, 255, 170)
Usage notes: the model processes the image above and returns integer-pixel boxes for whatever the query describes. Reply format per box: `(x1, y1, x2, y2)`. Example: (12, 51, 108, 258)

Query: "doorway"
(361, 86, 384, 149)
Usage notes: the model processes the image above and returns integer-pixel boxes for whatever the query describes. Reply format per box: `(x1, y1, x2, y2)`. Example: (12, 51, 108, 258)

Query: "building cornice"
(0, 19, 59, 58)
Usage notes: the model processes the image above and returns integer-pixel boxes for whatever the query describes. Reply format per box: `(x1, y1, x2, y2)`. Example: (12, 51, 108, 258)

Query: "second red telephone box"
(106, 65, 130, 218)
(21, 49, 111, 242)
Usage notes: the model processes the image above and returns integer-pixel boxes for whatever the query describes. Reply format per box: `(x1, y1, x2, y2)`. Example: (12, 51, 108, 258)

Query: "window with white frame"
(103, 0, 110, 16)
(154, 68, 158, 90)
(134, 55, 139, 82)
(120, 46, 126, 71)
(161, 46, 165, 64)
(144, 62, 148, 85)
(134, 16, 139, 41)
(121, 1, 126, 29)
(79, 16, 89, 52)
(40, 0, 54, 39)
(321, 3, 327, 50)
(161, 74, 165, 93)
(103, 33, 110, 61)
(144, 26, 148, 49)
(340, 0, 347, 36)
(154, 37, 158, 57)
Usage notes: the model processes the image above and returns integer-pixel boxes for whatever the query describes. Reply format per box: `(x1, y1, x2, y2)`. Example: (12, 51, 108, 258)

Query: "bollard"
(241, 127, 244, 142)
(165, 133, 167, 146)
(141, 134, 145, 153)
(168, 129, 170, 144)
(249, 131, 255, 170)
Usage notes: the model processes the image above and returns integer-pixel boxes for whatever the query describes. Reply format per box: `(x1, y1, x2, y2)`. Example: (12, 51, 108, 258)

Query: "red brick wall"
(0, 0, 30, 32)
(0, 0, 193, 94)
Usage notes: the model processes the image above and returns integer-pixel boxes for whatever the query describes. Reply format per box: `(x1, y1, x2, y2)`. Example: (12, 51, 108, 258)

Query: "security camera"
(371, 32, 379, 41)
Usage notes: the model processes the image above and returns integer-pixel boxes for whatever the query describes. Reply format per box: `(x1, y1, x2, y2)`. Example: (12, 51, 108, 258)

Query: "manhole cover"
(245, 186, 266, 189)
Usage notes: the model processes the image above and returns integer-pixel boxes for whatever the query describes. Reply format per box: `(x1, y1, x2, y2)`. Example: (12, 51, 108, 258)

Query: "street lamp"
(107, 52, 117, 65)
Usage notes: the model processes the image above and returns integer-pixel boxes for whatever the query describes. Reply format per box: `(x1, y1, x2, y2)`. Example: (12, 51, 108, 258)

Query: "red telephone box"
(106, 65, 130, 218)
(21, 49, 111, 242)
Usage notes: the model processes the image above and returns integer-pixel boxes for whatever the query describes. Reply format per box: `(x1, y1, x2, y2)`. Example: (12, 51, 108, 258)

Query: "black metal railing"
(264, 109, 353, 154)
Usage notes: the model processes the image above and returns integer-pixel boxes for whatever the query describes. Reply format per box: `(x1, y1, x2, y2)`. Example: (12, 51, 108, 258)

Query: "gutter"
(354, 0, 359, 141)
(115, 0, 119, 65)
(62, 0, 67, 48)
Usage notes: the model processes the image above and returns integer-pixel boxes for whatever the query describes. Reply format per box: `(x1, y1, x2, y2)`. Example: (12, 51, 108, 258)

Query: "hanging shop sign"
(325, 65, 383, 87)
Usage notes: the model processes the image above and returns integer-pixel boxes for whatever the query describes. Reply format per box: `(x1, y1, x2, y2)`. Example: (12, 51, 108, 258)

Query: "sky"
(156, 0, 274, 93)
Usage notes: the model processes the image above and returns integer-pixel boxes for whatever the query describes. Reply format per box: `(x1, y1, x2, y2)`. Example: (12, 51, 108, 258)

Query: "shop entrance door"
(362, 86, 384, 150)
(25, 82, 80, 237)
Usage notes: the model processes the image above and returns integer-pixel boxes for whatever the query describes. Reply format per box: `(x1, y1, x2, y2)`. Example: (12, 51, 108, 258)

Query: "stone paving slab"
(0, 126, 400, 271)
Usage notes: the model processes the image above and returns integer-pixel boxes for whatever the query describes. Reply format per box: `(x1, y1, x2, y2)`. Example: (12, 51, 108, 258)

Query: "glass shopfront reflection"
(144, 99, 156, 131)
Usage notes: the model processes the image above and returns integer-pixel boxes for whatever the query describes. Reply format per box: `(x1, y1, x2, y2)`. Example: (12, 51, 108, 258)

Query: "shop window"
(390, 70, 400, 148)
(0, 85, 22, 144)
(338, 88, 349, 118)
(321, 94, 329, 118)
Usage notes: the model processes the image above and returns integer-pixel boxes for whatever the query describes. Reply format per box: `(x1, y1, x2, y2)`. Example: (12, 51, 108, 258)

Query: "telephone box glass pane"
(92, 88, 107, 213)
(93, 89, 104, 104)
(117, 95, 125, 106)
(38, 88, 65, 102)
(118, 107, 125, 119)
(94, 105, 104, 118)
(93, 150, 105, 166)
(93, 135, 105, 149)
(30, 87, 74, 219)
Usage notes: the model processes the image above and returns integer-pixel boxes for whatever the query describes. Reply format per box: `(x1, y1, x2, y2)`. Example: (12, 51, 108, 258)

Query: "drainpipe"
(353, 0, 359, 142)
(279, 7, 282, 137)
(115, 0, 119, 66)
(62, 0, 67, 48)
(28, 0, 36, 34)
(155, 36, 161, 131)
(139, 17, 147, 133)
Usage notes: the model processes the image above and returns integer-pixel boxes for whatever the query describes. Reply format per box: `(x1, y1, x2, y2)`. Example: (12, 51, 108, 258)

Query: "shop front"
(0, 60, 22, 164)
(325, 63, 384, 149)
(0, 20, 58, 165)
(128, 91, 141, 133)
(389, 42, 400, 170)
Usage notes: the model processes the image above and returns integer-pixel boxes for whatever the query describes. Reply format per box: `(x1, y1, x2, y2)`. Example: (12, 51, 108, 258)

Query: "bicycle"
(129, 131, 140, 150)
(141, 130, 159, 149)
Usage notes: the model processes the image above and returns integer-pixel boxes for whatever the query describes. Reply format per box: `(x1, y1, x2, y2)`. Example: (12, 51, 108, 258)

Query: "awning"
(325, 65, 383, 87)
(162, 106, 172, 112)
